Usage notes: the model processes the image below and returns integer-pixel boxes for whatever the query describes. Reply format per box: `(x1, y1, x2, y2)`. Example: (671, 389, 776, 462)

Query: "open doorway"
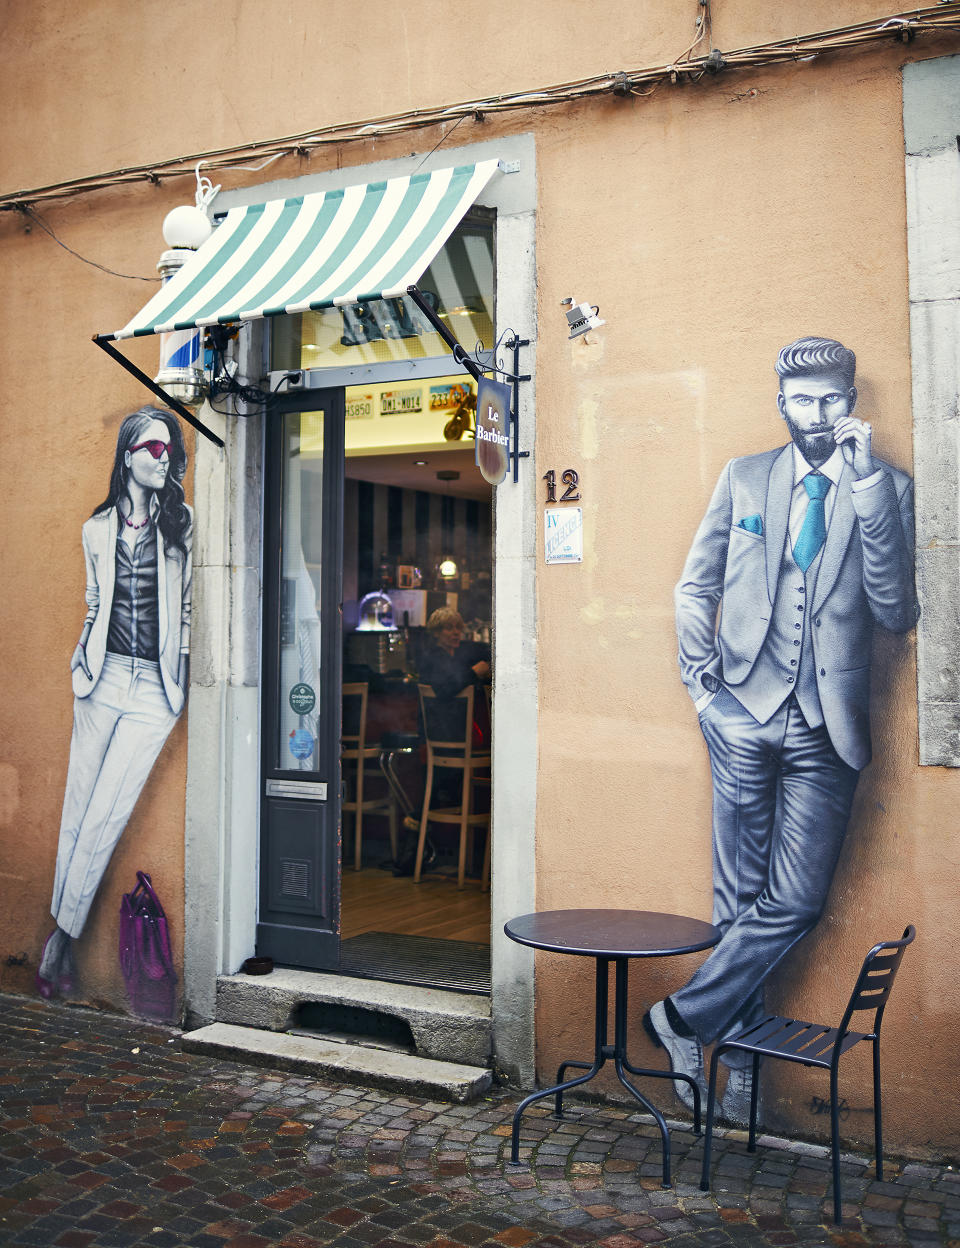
(265, 207, 497, 992)
(338, 379, 493, 992)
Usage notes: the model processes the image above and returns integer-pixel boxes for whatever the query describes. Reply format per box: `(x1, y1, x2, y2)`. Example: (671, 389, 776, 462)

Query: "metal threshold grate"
(339, 932, 491, 995)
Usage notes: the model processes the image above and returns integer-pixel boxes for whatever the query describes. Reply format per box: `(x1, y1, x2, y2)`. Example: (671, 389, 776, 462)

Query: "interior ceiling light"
(436, 469, 460, 481)
(439, 303, 484, 319)
(413, 459, 428, 466)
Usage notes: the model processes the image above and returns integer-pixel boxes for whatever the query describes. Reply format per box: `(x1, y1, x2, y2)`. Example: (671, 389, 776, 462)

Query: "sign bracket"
(404, 286, 529, 484)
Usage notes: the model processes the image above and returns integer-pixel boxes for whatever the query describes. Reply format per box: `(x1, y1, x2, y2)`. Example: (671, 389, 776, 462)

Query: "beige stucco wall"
(530, 47, 959, 1159)
(1, 1, 957, 1155)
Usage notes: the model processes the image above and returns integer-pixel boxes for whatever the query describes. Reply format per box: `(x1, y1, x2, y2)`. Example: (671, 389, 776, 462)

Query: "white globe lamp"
(161, 204, 213, 251)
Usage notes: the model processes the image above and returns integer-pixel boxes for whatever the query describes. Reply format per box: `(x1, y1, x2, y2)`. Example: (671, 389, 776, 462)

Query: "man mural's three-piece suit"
(646, 338, 918, 1122)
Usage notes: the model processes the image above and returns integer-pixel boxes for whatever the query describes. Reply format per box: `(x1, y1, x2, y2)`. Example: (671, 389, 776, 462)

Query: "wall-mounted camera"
(561, 296, 605, 340)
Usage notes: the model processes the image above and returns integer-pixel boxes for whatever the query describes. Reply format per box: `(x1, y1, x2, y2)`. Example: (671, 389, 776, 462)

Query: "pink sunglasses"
(129, 439, 171, 460)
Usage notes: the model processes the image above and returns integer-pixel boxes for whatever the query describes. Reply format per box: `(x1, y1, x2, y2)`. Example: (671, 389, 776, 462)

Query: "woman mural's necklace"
(124, 507, 150, 530)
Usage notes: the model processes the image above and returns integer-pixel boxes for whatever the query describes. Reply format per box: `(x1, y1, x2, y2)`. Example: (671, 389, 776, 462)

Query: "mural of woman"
(37, 405, 192, 999)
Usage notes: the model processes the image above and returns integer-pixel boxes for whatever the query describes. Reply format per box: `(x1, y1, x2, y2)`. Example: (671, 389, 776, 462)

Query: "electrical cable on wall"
(18, 206, 161, 281)
(412, 114, 471, 173)
(1, 5, 957, 214)
(15, 166, 221, 282)
(202, 324, 299, 417)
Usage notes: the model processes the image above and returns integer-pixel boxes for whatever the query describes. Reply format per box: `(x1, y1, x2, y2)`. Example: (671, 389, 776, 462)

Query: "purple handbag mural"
(119, 871, 178, 1022)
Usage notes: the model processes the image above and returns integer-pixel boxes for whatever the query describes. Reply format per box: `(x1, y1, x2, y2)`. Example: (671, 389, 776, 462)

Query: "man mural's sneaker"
(642, 1000, 705, 1109)
(719, 1065, 756, 1127)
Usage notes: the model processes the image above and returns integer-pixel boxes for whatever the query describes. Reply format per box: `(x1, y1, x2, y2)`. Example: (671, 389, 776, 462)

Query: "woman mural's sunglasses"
(129, 439, 172, 459)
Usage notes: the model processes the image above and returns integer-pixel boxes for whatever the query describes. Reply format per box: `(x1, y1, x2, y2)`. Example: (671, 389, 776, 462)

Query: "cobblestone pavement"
(1, 996, 957, 1248)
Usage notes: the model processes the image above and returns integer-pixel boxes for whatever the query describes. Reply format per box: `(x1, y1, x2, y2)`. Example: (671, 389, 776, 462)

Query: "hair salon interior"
(2, 1, 960, 1162)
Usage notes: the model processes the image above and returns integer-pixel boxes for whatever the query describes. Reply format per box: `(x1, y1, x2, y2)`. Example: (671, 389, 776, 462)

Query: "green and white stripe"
(114, 160, 501, 339)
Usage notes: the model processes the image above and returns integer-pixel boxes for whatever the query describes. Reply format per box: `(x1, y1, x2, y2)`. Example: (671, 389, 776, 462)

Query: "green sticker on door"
(289, 683, 316, 715)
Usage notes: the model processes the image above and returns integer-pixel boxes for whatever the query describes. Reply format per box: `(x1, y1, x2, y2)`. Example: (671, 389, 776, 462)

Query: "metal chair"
(699, 925, 915, 1224)
(341, 681, 397, 870)
(414, 683, 490, 888)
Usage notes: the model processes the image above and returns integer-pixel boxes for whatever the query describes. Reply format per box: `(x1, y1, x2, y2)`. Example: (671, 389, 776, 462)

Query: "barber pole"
(153, 202, 213, 405)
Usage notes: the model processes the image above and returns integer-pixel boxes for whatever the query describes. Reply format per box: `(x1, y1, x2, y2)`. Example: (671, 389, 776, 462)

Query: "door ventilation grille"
(280, 857, 311, 898)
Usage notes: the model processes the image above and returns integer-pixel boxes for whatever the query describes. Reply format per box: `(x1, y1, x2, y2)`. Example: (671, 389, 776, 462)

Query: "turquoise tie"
(794, 473, 830, 572)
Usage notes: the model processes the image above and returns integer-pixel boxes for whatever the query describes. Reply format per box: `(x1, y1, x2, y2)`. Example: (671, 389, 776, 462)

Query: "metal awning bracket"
(93, 333, 225, 448)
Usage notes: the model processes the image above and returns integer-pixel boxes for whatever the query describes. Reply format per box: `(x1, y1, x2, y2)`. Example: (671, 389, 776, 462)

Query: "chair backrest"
(418, 683, 481, 757)
(342, 681, 369, 750)
(837, 925, 916, 1041)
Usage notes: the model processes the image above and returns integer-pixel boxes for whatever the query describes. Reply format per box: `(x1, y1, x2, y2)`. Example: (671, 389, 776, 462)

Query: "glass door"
(258, 392, 344, 969)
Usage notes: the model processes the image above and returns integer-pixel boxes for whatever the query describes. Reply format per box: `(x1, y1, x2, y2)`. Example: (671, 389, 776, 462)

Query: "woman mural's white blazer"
(71, 501, 192, 714)
(51, 498, 193, 939)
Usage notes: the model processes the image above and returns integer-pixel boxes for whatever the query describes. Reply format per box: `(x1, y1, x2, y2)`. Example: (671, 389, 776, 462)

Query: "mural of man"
(644, 337, 917, 1124)
(37, 406, 192, 1006)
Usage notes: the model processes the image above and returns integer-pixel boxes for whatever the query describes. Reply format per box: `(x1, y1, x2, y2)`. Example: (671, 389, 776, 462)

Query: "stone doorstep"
(215, 968, 492, 1067)
(181, 1021, 493, 1102)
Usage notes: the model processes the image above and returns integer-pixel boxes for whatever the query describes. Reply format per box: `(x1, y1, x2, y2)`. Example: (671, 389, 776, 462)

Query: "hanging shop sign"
(475, 375, 511, 486)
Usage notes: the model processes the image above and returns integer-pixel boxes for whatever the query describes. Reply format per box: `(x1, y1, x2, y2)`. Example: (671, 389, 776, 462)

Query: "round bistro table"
(504, 909, 721, 1187)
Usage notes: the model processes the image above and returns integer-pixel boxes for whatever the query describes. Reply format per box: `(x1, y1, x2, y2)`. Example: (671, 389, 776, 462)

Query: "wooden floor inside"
(340, 866, 490, 944)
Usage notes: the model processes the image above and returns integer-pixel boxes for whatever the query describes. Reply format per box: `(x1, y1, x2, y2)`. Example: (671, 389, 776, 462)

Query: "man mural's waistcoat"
(676, 443, 917, 771)
(726, 541, 824, 729)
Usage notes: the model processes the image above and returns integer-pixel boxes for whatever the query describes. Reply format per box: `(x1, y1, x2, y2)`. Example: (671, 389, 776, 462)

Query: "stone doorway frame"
(181, 133, 539, 1084)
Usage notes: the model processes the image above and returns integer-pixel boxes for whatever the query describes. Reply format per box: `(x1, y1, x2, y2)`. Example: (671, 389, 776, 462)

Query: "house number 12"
(543, 468, 581, 503)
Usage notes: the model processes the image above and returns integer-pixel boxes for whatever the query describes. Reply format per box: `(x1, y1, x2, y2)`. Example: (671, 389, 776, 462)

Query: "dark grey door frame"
(257, 389, 345, 969)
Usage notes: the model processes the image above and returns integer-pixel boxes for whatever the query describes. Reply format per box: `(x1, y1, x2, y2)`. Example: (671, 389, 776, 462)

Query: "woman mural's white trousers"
(51, 653, 178, 938)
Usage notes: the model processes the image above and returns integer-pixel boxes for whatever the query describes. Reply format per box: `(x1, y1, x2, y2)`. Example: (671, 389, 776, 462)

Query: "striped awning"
(112, 159, 501, 340)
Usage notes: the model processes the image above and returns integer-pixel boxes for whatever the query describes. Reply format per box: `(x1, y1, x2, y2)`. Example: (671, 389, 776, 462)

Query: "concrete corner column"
(904, 54, 960, 766)
(183, 348, 263, 1026)
(490, 186, 537, 1086)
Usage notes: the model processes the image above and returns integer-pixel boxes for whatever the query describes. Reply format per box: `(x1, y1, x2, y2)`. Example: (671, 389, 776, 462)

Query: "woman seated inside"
(418, 606, 491, 702)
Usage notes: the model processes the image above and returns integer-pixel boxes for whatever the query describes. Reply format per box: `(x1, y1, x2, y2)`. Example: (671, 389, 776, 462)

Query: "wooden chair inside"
(342, 681, 397, 870)
(415, 683, 491, 890)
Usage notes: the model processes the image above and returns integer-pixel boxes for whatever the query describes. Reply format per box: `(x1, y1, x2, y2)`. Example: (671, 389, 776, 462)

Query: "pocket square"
(738, 514, 763, 535)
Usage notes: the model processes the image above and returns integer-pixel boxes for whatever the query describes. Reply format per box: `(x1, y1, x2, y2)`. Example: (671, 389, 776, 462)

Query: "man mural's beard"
(785, 417, 836, 467)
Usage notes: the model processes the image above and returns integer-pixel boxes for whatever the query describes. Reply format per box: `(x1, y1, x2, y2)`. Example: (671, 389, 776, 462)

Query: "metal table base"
(378, 732, 421, 823)
(509, 957, 703, 1188)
